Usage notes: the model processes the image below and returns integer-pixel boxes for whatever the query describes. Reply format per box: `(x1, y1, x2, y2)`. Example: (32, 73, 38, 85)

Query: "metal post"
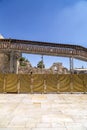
(70, 56, 74, 74)
(41, 55, 43, 74)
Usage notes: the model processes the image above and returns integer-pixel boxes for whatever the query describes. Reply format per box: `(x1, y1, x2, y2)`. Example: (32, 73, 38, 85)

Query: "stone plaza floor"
(0, 94, 87, 130)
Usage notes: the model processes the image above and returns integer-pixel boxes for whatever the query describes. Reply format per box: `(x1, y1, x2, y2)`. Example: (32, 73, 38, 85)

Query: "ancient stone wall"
(0, 53, 10, 73)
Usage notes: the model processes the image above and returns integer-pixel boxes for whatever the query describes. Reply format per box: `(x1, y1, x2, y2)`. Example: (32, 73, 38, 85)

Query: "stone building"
(0, 34, 21, 73)
(0, 34, 10, 73)
(0, 34, 68, 74)
(18, 60, 32, 74)
(18, 60, 68, 74)
(50, 62, 68, 74)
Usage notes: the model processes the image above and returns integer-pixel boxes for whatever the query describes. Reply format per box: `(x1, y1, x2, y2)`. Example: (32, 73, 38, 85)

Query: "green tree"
(19, 57, 26, 62)
(19, 57, 27, 66)
(37, 60, 45, 68)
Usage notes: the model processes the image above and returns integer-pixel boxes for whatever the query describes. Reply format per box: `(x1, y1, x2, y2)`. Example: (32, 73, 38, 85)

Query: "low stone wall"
(0, 74, 87, 93)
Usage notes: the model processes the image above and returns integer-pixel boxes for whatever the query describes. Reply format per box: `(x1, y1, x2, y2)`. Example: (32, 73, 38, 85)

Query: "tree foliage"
(37, 60, 45, 68)
(19, 57, 29, 66)
(19, 57, 26, 62)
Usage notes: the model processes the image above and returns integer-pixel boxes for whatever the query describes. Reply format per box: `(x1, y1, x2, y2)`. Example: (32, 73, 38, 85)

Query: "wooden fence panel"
(32, 74, 44, 93)
(73, 75, 84, 92)
(0, 74, 4, 93)
(19, 74, 31, 93)
(5, 74, 18, 93)
(45, 74, 58, 93)
(58, 74, 71, 92)
(0, 74, 86, 93)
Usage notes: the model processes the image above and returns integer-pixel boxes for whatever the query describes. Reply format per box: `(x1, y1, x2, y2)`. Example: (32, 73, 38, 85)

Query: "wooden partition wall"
(0, 74, 87, 93)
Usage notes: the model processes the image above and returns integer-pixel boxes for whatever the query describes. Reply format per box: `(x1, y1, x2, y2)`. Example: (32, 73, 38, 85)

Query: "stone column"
(14, 58, 19, 74)
(10, 51, 21, 73)
(14, 52, 22, 74)
(14, 54, 17, 74)
(10, 51, 14, 73)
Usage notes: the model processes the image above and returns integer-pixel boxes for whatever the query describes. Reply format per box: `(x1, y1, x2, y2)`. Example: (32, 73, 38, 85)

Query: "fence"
(0, 74, 87, 93)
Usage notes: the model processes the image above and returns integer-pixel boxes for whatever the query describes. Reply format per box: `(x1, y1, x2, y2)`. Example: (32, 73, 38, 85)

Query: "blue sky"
(0, 0, 87, 69)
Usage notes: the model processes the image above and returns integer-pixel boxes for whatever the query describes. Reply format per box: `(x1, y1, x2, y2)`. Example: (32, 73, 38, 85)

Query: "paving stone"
(36, 123, 51, 127)
(32, 128, 67, 130)
(0, 94, 87, 129)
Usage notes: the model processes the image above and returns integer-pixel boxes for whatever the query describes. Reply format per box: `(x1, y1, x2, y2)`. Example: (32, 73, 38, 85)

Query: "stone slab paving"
(0, 94, 87, 130)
